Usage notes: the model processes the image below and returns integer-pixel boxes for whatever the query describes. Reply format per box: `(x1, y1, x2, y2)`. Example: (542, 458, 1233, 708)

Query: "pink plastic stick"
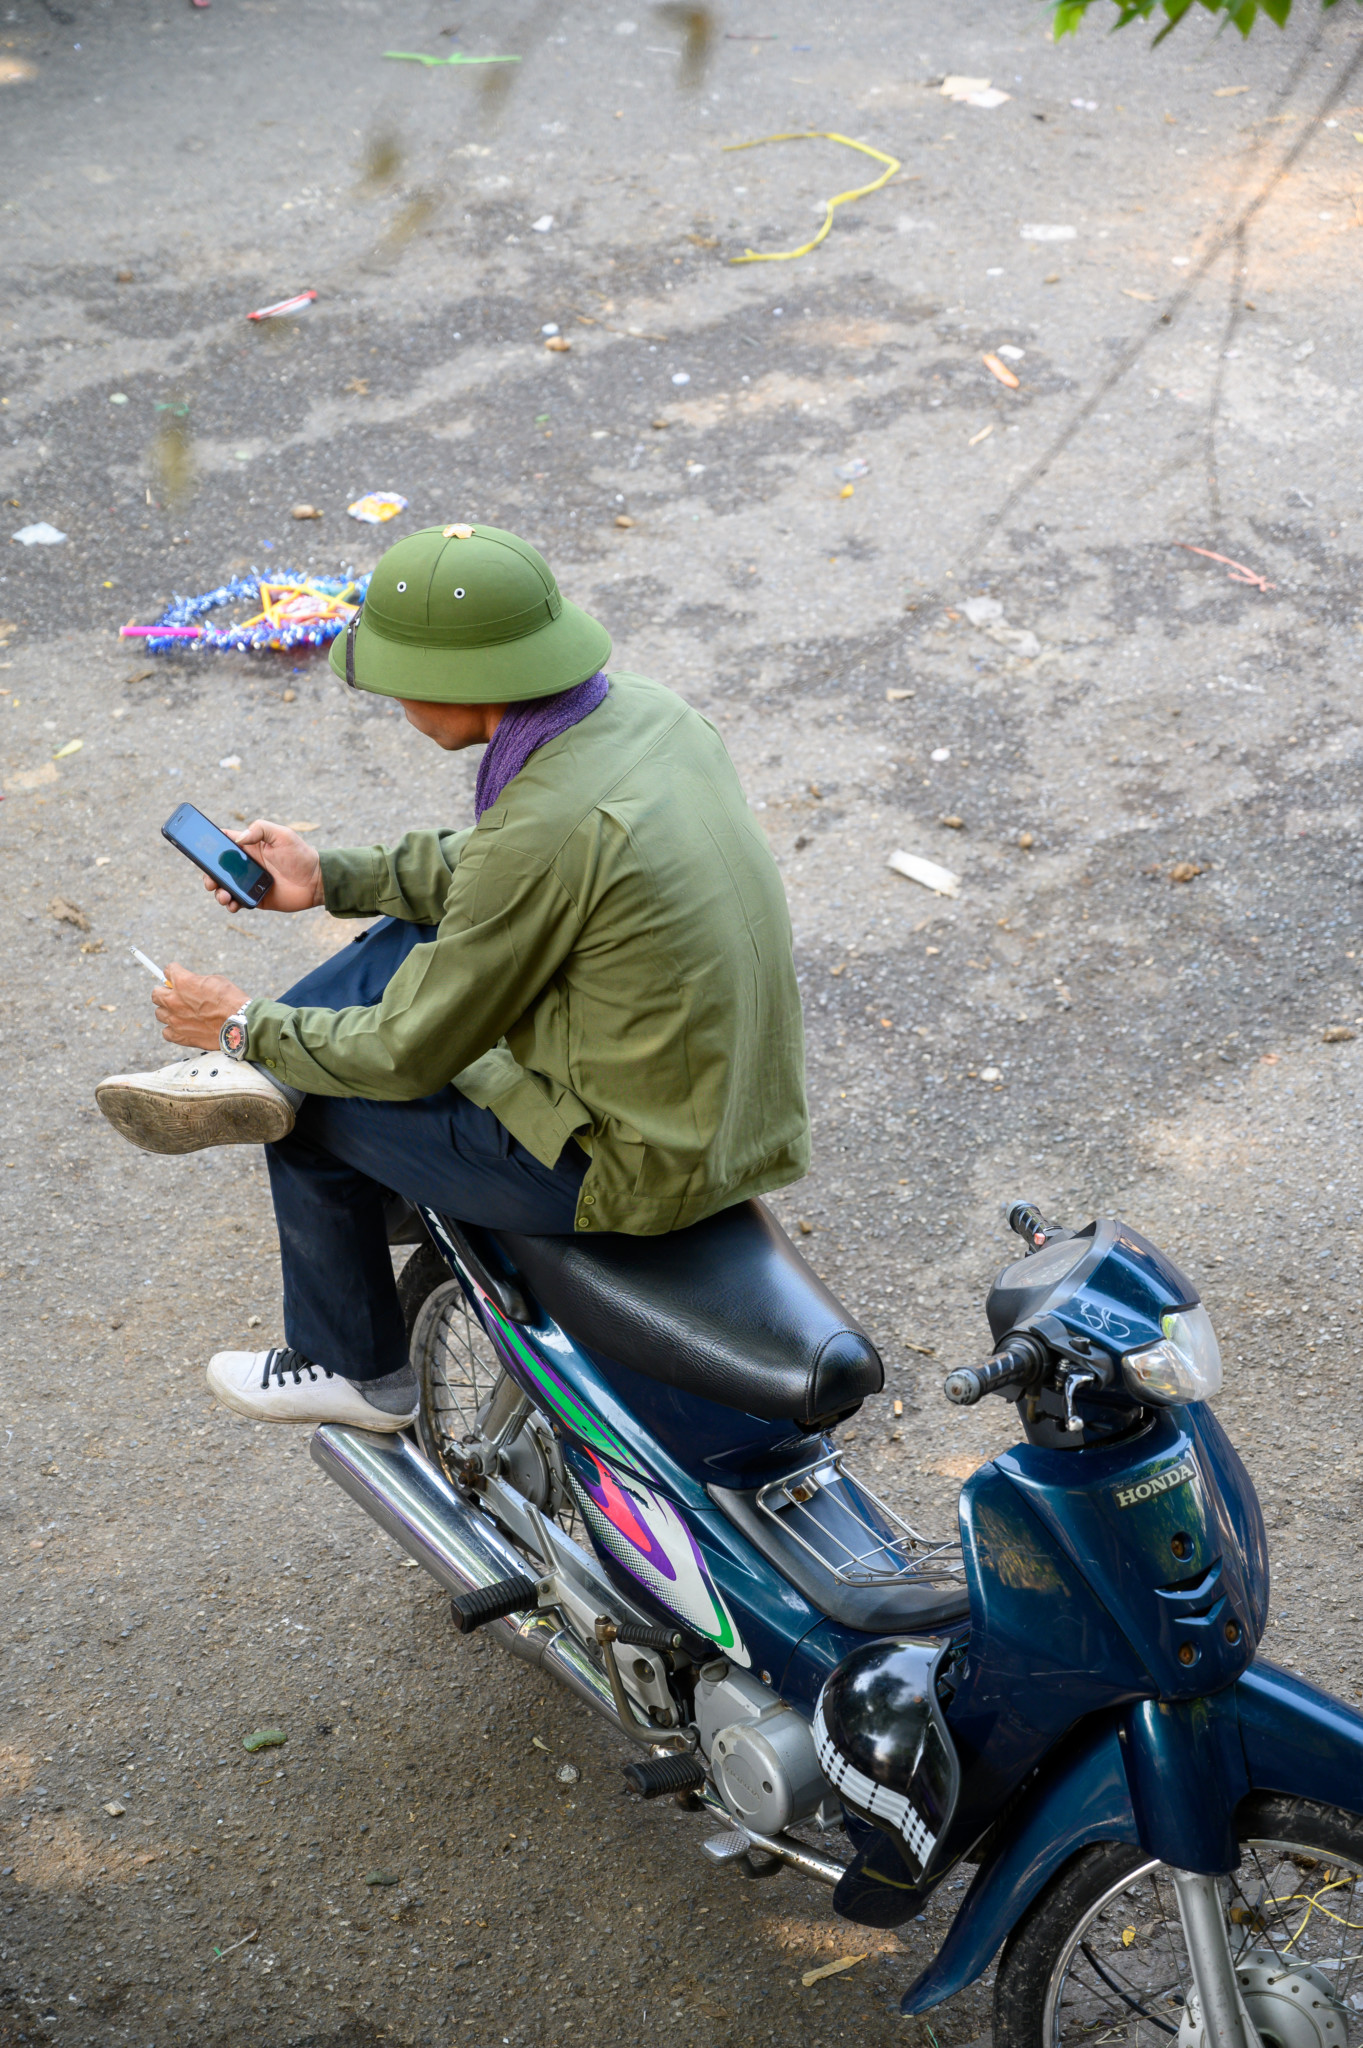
(120, 624, 203, 638)
(247, 290, 318, 322)
(1175, 543, 1275, 593)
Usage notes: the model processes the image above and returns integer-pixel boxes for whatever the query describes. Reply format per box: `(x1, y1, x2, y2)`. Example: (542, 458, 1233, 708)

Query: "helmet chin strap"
(345, 605, 363, 690)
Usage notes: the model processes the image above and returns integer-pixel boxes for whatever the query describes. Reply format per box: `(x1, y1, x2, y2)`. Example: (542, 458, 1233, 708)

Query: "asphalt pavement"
(3, 2, 1363, 2044)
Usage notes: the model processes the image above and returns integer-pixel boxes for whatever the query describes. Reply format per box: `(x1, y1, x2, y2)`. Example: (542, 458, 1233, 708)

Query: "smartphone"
(161, 802, 271, 908)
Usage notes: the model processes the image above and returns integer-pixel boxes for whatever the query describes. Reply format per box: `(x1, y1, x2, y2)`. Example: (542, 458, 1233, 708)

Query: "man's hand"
(204, 819, 324, 914)
(153, 967, 249, 1051)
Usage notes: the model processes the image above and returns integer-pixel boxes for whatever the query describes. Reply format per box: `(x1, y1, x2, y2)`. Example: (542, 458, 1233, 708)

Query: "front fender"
(900, 1716, 1138, 2016)
(900, 1662, 1363, 2015)
(1237, 1658, 1363, 1816)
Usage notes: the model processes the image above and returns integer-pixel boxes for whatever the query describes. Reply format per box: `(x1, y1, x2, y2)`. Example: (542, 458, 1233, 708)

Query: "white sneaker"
(96, 1055, 296, 1154)
(206, 1348, 419, 1430)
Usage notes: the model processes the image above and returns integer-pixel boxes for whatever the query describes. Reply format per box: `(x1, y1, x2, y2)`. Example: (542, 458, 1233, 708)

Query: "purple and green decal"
(571, 1449, 749, 1663)
(475, 1289, 643, 1474)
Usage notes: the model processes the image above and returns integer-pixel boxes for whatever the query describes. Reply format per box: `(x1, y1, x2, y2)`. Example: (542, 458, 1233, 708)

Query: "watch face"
(222, 1018, 248, 1057)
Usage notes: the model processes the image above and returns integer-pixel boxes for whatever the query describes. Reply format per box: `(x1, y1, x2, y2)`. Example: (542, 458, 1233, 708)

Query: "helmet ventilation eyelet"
(454, 588, 466, 599)
(395, 581, 407, 593)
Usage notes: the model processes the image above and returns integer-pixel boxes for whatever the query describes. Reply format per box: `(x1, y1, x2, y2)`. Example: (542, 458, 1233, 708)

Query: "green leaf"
(1051, 1, 1093, 37)
(1152, 0, 1196, 41)
(1047, 0, 1312, 33)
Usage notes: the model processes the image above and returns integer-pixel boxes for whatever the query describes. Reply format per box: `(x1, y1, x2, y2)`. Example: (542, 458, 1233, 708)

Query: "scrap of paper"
(384, 50, 521, 66)
(348, 493, 409, 525)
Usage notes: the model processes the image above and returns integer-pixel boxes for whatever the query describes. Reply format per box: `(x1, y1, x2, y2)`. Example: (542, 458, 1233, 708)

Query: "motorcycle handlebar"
(1006, 1201, 1056, 1250)
(943, 1334, 1047, 1407)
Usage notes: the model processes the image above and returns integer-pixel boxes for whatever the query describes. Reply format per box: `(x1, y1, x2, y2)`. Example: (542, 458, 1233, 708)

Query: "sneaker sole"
(95, 1079, 294, 1155)
(204, 1359, 417, 1431)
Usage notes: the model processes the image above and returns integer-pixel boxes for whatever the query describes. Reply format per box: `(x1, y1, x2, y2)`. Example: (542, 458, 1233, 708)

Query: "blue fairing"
(900, 1660, 1363, 2013)
(1237, 1659, 1363, 1816)
(1185, 1403, 1271, 1640)
(900, 1717, 1138, 2015)
(922, 1391, 1270, 1878)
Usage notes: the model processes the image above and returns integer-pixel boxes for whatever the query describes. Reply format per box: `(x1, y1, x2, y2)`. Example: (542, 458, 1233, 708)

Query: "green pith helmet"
(330, 522, 612, 703)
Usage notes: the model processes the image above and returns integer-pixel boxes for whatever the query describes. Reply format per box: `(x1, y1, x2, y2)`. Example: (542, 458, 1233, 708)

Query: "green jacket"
(245, 673, 810, 1234)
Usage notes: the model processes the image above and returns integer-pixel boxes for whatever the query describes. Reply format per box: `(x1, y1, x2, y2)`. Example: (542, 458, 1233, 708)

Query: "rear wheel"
(399, 1245, 581, 1540)
(993, 1794, 1363, 2048)
(397, 1244, 502, 1483)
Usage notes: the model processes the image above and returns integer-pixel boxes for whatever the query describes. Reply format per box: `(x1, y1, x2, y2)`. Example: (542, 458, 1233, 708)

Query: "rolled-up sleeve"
(245, 844, 581, 1100)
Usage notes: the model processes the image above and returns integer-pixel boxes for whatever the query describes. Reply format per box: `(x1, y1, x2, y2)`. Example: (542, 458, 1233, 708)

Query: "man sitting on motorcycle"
(96, 523, 810, 1431)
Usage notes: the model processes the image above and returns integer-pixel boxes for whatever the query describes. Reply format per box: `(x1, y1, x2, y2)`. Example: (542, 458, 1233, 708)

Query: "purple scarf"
(474, 671, 610, 821)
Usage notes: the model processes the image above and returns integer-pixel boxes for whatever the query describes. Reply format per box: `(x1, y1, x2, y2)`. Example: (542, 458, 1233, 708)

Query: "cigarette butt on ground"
(887, 849, 961, 897)
(802, 1954, 867, 1988)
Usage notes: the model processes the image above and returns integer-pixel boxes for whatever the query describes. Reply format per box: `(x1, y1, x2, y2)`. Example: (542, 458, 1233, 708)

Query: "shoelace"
(260, 1348, 334, 1389)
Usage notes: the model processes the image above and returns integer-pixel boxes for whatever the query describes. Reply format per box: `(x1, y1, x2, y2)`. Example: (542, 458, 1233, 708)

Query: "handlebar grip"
(1007, 1201, 1052, 1249)
(943, 1336, 1045, 1407)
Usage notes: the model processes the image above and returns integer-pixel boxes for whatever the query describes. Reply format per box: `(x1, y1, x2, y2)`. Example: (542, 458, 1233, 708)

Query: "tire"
(399, 1249, 581, 1544)
(993, 1793, 1363, 2048)
(396, 1247, 504, 1483)
(395, 1240, 451, 1346)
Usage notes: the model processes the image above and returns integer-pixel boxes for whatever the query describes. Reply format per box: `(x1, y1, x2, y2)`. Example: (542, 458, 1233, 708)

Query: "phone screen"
(161, 803, 271, 908)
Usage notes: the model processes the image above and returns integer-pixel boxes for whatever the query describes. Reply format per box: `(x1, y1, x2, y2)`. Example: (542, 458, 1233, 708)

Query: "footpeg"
(701, 1828, 781, 1877)
(622, 1752, 707, 1800)
(449, 1573, 540, 1634)
(701, 1828, 753, 1864)
(595, 1616, 707, 1659)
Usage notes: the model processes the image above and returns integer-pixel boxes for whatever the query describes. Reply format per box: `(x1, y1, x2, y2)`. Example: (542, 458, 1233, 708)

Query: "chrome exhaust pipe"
(310, 1424, 619, 1729)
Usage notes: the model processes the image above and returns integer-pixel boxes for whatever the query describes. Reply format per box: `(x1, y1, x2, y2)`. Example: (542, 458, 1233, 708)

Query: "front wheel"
(993, 1793, 1363, 2048)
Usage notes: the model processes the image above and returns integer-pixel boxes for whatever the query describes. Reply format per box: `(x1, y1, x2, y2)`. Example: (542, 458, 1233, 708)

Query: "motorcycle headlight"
(1121, 1306, 1223, 1405)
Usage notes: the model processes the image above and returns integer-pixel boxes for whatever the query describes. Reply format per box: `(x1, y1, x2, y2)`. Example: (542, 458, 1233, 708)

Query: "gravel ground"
(3, 2, 1363, 2044)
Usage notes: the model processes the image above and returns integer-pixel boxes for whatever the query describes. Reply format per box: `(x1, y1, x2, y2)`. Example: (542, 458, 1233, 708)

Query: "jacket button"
(582, 1194, 596, 1206)
(577, 1214, 591, 1229)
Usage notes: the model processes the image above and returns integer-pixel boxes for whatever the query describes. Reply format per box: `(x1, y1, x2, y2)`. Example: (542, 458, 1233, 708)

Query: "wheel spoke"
(410, 1277, 581, 1541)
(1077, 1942, 1179, 2036)
(411, 1280, 501, 1480)
(1038, 1830, 1363, 2046)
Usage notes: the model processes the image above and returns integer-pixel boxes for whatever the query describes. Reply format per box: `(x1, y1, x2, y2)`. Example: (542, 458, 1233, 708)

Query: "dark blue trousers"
(265, 917, 586, 1380)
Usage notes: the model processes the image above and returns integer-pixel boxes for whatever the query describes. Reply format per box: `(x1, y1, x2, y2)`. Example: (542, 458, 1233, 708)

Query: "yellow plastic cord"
(721, 130, 901, 264)
(1265, 1875, 1363, 1952)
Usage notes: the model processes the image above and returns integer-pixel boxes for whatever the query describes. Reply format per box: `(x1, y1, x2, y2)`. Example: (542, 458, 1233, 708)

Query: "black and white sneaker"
(206, 1348, 419, 1430)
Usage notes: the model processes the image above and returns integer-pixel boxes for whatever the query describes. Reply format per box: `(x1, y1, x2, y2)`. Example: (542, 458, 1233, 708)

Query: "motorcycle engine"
(695, 1662, 829, 1838)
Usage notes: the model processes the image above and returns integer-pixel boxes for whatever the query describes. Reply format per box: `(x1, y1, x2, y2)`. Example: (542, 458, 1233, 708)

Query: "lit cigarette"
(131, 947, 171, 986)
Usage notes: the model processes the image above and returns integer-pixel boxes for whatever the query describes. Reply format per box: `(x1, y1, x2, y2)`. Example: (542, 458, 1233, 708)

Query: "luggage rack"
(755, 1452, 965, 1591)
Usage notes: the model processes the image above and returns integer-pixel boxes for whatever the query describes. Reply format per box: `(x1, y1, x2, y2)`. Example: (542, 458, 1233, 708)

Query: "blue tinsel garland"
(136, 570, 371, 656)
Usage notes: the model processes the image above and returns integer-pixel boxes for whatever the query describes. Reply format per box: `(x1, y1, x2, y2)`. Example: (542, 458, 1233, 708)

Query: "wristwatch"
(220, 1004, 252, 1060)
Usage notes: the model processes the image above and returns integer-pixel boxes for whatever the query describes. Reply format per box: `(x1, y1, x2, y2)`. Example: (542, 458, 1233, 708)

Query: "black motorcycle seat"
(495, 1201, 884, 1428)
